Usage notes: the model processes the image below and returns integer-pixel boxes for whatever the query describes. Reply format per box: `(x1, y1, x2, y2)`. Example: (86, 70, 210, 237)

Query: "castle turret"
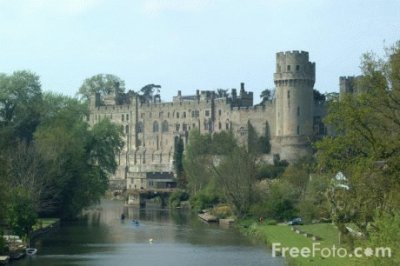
(273, 51, 315, 161)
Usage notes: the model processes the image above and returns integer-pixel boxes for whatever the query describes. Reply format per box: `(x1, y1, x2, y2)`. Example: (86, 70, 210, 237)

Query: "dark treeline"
(0, 71, 123, 242)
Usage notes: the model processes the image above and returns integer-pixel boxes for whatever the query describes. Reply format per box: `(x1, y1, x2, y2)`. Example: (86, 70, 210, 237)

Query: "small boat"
(26, 248, 38, 256)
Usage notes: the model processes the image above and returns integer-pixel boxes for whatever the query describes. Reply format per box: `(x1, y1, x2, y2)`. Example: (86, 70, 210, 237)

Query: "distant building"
(88, 51, 327, 190)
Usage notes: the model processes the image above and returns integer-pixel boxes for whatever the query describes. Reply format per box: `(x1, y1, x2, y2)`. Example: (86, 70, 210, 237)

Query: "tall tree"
(0, 70, 42, 144)
(139, 84, 161, 103)
(78, 74, 125, 101)
(212, 146, 257, 217)
(316, 41, 400, 242)
(260, 89, 272, 104)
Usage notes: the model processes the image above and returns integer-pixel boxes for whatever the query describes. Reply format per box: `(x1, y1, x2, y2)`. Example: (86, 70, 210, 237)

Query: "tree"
(183, 130, 213, 195)
(313, 89, 326, 104)
(216, 89, 228, 98)
(34, 95, 123, 218)
(7, 188, 38, 241)
(212, 146, 257, 217)
(173, 136, 186, 188)
(260, 89, 272, 104)
(316, 41, 400, 242)
(78, 74, 125, 101)
(0, 70, 42, 144)
(139, 84, 161, 103)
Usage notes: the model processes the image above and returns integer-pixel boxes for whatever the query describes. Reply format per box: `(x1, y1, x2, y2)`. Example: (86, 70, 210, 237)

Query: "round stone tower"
(273, 51, 315, 162)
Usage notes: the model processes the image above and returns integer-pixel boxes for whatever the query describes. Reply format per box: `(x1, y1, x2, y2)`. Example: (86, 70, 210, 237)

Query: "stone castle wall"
(88, 50, 324, 190)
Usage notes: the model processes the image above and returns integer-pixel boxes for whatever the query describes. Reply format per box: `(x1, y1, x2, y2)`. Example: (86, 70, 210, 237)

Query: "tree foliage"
(260, 89, 272, 104)
(0, 73, 124, 231)
(316, 41, 400, 242)
(212, 146, 257, 217)
(78, 74, 125, 101)
(0, 70, 42, 144)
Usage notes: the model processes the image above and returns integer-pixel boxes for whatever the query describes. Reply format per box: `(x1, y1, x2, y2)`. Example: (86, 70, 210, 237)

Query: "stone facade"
(88, 51, 326, 190)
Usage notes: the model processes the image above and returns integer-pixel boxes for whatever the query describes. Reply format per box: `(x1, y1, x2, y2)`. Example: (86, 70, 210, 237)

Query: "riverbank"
(1, 218, 59, 264)
(238, 220, 370, 266)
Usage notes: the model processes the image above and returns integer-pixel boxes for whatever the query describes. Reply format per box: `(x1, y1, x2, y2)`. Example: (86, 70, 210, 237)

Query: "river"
(13, 200, 283, 266)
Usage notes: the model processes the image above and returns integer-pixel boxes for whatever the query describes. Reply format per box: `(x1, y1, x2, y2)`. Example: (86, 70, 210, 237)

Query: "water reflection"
(13, 200, 283, 266)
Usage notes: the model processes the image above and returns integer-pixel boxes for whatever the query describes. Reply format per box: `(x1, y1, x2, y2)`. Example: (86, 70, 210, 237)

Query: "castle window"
(205, 110, 210, 117)
(296, 65, 300, 71)
(159, 112, 163, 118)
(176, 112, 180, 118)
(126, 114, 129, 121)
(297, 106, 300, 116)
(183, 112, 186, 118)
(167, 112, 170, 118)
(287, 65, 291, 71)
(193, 123, 196, 128)
(153, 121, 159, 132)
(297, 125, 300, 135)
(162, 120, 169, 132)
(287, 91, 290, 99)
(121, 114, 124, 121)
(183, 123, 187, 132)
(125, 125, 129, 134)
(110, 114, 113, 119)
(218, 110, 221, 116)
(219, 122, 221, 130)
(137, 122, 143, 133)
(176, 124, 180, 132)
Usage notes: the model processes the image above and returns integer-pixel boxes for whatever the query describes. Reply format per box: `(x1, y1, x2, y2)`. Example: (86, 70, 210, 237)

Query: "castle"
(88, 51, 327, 190)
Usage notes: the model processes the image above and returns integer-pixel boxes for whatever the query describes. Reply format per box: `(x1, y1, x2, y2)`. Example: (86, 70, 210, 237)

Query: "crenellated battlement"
(276, 50, 309, 58)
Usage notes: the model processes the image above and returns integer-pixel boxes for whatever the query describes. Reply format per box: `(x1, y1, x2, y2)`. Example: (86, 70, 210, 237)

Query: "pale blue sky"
(0, 0, 399, 103)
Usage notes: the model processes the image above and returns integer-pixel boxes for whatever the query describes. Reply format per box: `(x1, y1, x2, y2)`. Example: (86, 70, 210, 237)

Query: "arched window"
(136, 122, 143, 133)
(162, 120, 169, 132)
(153, 121, 159, 132)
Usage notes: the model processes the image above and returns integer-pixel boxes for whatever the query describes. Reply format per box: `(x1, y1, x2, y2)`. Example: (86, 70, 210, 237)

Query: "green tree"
(174, 136, 186, 188)
(212, 146, 257, 217)
(260, 88, 272, 104)
(316, 41, 400, 242)
(78, 74, 125, 101)
(211, 131, 237, 155)
(7, 188, 38, 240)
(0, 70, 42, 144)
(313, 89, 326, 104)
(183, 130, 213, 195)
(139, 84, 161, 103)
(34, 95, 123, 218)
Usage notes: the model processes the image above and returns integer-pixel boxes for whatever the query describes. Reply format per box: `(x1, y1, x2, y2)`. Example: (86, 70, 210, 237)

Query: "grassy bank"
(239, 220, 369, 266)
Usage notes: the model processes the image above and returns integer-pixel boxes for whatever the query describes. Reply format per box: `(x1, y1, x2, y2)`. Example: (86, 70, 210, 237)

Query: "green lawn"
(241, 221, 369, 266)
(33, 218, 59, 231)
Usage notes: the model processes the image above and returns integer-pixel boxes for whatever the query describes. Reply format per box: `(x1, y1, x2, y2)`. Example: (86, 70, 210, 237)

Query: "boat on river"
(26, 248, 38, 256)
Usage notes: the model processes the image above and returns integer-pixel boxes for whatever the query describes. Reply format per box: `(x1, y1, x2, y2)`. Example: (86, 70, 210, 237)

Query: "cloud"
(141, 0, 214, 15)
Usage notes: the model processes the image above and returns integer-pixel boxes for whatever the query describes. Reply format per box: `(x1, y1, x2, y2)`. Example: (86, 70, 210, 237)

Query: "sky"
(0, 0, 399, 103)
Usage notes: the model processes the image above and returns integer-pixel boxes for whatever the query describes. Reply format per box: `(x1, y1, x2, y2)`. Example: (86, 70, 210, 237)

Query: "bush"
(169, 191, 189, 208)
(189, 192, 219, 212)
(266, 219, 277, 225)
(256, 161, 288, 180)
(211, 205, 233, 219)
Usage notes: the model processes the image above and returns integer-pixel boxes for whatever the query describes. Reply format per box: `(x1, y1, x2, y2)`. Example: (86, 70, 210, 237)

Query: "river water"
(13, 200, 283, 266)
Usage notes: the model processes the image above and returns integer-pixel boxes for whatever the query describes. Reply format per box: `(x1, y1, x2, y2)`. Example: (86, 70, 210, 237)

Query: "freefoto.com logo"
(272, 242, 392, 258)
